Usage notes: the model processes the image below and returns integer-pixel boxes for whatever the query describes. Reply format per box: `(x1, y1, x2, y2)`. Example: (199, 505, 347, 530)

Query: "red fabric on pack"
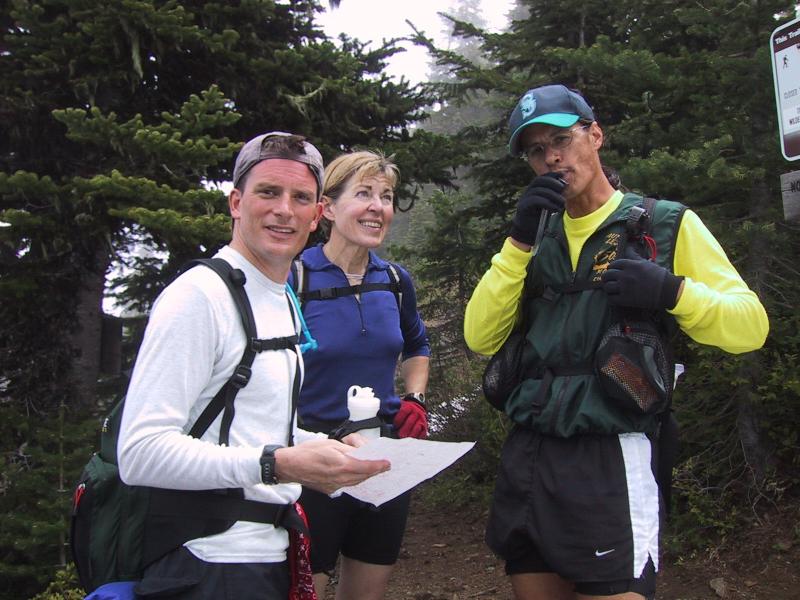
(288, 502, 317, 600)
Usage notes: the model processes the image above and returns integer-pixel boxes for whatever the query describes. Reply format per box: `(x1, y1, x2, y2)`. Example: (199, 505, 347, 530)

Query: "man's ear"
(309, 201, 324, 232)
(589, 121, 604, 150)
(229, 188, 242, 219)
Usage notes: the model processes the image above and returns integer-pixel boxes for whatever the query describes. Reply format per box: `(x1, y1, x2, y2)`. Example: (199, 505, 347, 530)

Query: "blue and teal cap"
(507, 84, 595, 156)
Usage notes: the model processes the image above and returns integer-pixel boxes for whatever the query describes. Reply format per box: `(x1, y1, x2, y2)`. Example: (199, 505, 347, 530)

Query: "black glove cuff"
(661, 273, 684, 310)
(509, 222, 537, 246)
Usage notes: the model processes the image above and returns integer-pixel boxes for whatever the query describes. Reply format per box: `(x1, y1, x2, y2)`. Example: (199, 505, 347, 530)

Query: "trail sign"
(780, 170, 800, 222)
(771, 16, 800, 160)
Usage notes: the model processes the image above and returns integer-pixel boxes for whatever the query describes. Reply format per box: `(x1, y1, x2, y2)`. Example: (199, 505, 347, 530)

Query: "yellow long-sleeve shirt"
(464, 191, 769, 356)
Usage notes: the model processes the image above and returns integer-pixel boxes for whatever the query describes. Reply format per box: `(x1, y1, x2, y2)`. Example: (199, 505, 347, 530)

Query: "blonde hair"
(323, 150, 399, 202)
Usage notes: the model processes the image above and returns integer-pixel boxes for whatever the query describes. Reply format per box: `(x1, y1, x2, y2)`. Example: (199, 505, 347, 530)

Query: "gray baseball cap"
(232, 131, 324, 198)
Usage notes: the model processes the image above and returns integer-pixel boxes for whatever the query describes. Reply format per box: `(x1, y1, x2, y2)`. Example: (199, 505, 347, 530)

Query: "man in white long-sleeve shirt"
(118, 132, 389, 599)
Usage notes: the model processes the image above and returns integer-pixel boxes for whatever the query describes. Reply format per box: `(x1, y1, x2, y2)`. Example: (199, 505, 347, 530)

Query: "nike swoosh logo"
(595, 549, 616, 557)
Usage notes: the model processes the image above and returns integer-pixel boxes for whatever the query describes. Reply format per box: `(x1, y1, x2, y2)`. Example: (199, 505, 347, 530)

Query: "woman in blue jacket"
(292, 150, 430, 600)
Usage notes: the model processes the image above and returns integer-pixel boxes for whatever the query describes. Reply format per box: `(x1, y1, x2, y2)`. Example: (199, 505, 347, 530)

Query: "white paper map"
(331, 437, 475, 506)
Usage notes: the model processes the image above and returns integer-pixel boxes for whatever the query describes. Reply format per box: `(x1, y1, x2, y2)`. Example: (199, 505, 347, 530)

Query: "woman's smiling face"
(324, 174, 395, 249)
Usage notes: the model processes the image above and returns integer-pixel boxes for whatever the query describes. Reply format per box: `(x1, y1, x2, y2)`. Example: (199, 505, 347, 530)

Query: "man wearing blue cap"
(464, 85, 768, 599)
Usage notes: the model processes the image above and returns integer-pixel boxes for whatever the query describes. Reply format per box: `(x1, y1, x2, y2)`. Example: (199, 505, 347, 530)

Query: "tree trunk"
(69, 246, 111, 411)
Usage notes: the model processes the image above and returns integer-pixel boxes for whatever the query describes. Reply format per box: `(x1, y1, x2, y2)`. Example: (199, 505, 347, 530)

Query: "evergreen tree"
(390, 1, 509, 434)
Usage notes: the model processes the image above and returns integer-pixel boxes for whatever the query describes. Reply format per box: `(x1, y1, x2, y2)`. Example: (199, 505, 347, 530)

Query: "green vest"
(506, 193, 686, 437)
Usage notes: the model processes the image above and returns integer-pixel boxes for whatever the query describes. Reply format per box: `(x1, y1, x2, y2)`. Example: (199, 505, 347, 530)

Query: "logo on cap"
(520, 92, 536, 119)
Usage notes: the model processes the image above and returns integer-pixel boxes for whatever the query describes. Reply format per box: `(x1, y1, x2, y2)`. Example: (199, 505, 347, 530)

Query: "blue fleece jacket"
(290, 244, 430, 428)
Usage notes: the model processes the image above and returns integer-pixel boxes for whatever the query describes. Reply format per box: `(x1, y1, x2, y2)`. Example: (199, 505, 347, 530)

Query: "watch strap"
(402, 392, 426, 409)
(260, 444, 283, 484)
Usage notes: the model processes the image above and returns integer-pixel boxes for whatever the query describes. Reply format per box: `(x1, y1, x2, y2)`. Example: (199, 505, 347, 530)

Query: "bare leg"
(510, 573, 574, 600)
(333, 556, 394, 600)
(312, 572, 329, 599)
(510, 574, 646, 600)
(576, 593, 646, 600)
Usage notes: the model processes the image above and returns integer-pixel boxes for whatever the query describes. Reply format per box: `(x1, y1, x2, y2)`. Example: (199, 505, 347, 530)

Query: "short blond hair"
(323, 151, 399, 202)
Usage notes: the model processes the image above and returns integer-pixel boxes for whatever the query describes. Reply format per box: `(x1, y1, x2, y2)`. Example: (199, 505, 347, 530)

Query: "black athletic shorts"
(299, 487, 411, 572)
(486, 426, 660, 594)
(135, 546, 289, 599)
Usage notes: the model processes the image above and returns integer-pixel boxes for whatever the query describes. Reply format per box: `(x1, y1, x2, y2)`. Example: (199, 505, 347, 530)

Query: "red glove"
(393, 398, 428, 439)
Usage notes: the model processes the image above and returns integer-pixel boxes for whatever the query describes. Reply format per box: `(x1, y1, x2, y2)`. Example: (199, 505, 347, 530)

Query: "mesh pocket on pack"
(595, 320, 672, 415)
(482, 330, 526, 411)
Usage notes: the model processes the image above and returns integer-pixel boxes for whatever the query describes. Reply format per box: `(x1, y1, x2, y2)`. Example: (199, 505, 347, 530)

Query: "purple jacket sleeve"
(396, 264, 431, 360)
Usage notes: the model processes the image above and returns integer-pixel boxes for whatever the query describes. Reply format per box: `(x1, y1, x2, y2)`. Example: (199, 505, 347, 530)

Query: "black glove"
(601, 245, 684, 310)
(509, 174, 566, 246)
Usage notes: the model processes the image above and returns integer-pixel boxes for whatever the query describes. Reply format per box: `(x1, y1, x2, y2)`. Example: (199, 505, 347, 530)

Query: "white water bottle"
(347, 385, 381, 439)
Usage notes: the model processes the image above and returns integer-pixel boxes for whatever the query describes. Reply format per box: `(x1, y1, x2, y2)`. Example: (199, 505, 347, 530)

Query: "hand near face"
(510, 174, 566, 246)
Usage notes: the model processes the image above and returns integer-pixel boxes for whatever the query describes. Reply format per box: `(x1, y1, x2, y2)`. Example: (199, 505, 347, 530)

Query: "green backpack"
(70, 258, 305, 593)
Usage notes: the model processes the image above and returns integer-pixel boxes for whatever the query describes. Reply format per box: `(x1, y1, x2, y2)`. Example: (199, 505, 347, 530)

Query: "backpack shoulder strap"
(386, 262, 402, 313)
(192, 258, 258, 341)
(290, 258, 307, 308)
(642, 196, 658, 237)
(638, 196, 687, 269)
(185, 258, 300, 446)
(183, 258, 258, 444)
(652, 197, 687, 270)
(625, 196, 658, 241)
(299, 266, 401, 306)
(622, 196, 661, 261)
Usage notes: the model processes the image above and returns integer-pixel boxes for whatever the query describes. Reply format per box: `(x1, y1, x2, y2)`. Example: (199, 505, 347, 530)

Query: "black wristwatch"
(260, 444, 283, 485)
(402, 392, 426, 409)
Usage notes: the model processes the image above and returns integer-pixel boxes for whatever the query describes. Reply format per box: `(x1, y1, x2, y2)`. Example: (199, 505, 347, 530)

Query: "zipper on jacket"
(356, 295, 366, 334)
(548, 376, 571, 433)
(335, 264, 368, 334)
